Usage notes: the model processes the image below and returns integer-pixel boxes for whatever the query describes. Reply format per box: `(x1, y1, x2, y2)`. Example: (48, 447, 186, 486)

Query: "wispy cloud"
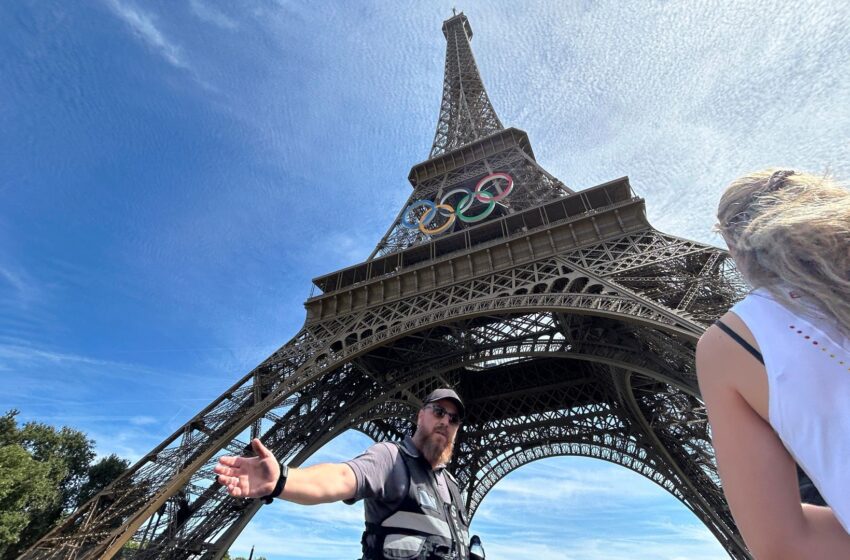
(309, 230, 378, 270)
(483, 531, 725, 560)
(0, 265, 26, 295)
(0, 342, 222, 415)
(103, 0, 188, 69)
(281, 501, 364, 526)
(86, 424, 171, 463)
(188, 0, 237, 30)
(0, 262, 39, 309)
(230, 513, 361, 560)
(0, 343, 164, 376)
(129, 415, 158, 426)
(487, 461, 665, 503)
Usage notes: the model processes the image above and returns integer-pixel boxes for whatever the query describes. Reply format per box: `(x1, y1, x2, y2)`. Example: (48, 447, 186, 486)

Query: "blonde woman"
(697, 169, 850, 558)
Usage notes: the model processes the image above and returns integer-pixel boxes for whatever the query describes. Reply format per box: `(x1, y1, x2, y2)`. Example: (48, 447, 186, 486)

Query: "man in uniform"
(215, 388, 471, 559)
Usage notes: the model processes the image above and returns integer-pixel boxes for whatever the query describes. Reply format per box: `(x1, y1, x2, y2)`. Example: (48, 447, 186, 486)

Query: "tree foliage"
(77, 454, 131, 507)
(0, 445, 60, 557)
(0, 410, 129, 559)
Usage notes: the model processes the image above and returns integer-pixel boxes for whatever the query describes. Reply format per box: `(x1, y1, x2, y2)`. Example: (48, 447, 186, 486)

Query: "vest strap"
(381, 511, 453, 538)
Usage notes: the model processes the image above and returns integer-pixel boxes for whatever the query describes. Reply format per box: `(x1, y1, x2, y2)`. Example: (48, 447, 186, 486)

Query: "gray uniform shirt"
(344, 436, 452, 524)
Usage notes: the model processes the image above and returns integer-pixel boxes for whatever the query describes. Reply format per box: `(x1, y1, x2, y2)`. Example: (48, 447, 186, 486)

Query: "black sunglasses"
(424, 403, 461, 425)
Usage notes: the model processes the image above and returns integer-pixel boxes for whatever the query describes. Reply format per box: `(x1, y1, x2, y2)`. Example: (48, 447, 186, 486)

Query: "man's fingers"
(217, 474, 244, 497)
(218, 474, 237, 485)
(214, 464, 237, 477)
(217, 455, 241, 467)
(218, 474, 234, 487)
(252, 438, 273, 460)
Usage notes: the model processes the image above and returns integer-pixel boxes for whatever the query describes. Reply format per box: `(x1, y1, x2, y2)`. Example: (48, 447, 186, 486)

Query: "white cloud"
(310, 230, 379, 270)
(0, 261, 40, 310)
(103, 0, 188, 69)
(188, 0, 237, 30)
(277, 501, 364, 527)
(467, 458, 728, 559)
(483, 532, 727, 560)
(129, 415, 158, 426)
(0, 340, 226, 465)
(485, 461, 666, 504)
(0, 342, 186, 383)
(86, 425, 163, 463)
(0, 265, 27, 297)
(229, 513, 362, 559)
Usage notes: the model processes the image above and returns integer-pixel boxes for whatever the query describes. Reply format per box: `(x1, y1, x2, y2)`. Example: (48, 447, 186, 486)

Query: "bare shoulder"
(697, 311, 768, 420)
(697, 310, 761, 367)
(696, 312, 740, 384)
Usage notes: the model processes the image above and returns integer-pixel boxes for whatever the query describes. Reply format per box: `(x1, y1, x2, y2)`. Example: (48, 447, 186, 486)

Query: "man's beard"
(421, 428, 455, 466)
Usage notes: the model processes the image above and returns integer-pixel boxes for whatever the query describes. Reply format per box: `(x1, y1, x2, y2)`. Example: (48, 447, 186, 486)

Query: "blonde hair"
(717, 168, 850, 335)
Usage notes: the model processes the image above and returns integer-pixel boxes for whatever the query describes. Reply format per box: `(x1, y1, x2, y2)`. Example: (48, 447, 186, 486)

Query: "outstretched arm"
(697, 323, 850, 559)
(214, 439, 357, 505)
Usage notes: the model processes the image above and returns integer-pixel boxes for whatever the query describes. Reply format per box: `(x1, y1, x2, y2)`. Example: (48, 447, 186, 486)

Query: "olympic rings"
(401, 172, 514, 235)
(439, 187, 475, 216)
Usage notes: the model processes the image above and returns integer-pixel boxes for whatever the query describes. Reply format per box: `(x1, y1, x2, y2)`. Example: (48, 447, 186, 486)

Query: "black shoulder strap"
(393, 441, 413, 497)
(443, 471, 468, 523)
(714, 320, 764, 364)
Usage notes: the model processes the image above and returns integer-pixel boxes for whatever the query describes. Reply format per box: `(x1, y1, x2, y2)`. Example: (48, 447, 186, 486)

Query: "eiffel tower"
(22, 11, 751, 560)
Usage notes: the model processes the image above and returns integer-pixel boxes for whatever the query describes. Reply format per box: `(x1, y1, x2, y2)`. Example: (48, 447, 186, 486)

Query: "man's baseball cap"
(423, 388, 465, 418)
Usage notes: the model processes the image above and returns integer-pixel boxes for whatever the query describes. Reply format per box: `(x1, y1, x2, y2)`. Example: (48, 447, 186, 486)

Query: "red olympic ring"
(474, 172, 513, 203)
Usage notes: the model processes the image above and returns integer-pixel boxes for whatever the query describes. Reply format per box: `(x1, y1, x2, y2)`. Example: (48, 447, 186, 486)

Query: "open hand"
(214, 438, 279, 498)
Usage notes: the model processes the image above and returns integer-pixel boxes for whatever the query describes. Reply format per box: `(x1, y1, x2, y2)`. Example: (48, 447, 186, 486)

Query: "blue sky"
(2, 0, 848, 558)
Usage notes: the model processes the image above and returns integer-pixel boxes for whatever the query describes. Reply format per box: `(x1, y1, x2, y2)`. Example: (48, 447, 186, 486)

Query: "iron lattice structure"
(21, 12, 753, 560)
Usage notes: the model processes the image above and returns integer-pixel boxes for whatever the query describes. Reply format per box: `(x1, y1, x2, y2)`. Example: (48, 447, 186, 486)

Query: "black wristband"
(261, 462, 288, 504)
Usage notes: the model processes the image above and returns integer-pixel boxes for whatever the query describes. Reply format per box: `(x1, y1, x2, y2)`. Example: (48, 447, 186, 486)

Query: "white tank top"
(730, 288, 850, 532)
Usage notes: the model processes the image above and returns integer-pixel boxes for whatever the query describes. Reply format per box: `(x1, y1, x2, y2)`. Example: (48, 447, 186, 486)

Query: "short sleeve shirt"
(344, 436, 451, 524)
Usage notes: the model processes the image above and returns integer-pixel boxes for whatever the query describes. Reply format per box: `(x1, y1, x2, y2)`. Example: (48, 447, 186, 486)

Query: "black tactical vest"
(361, 443, 470, 560)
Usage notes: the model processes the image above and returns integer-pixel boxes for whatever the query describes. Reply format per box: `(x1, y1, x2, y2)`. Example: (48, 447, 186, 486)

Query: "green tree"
(0, 410, 129, 559)
(76, 454, 130, 508)
(17, 415, 95, 511)
(0, 412, 18, 444)
(0, 445, 61, 557)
